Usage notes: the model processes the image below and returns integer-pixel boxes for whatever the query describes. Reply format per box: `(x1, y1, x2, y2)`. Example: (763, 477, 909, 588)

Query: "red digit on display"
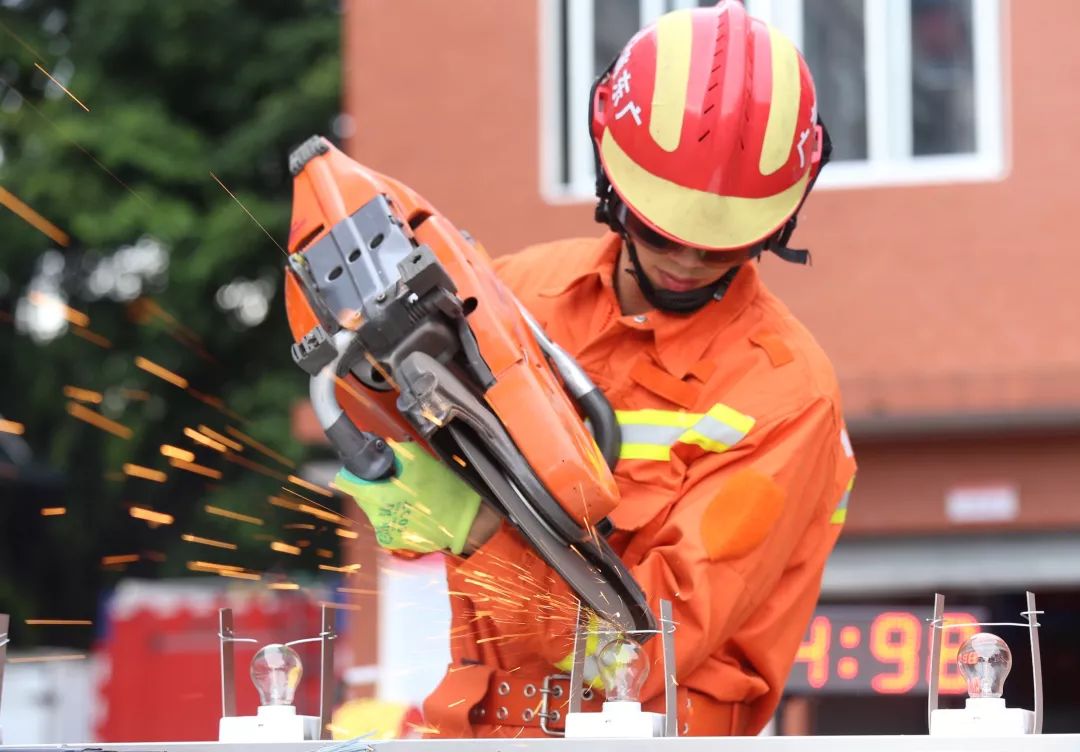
(870, 612, 922, 693)
(794, 615, 830, 689)
(937, 612, 980, 694)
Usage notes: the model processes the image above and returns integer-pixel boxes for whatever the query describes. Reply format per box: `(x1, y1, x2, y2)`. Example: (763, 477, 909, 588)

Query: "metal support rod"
(660, 599, 677, 737)
(568, 602, 587, 714)
(0, 613, 9, 721)
(926, 593, 944, 730)
(318, 604, 335, 740)
(219, 608, 237, 718)
(1027, 591, 1043, 734)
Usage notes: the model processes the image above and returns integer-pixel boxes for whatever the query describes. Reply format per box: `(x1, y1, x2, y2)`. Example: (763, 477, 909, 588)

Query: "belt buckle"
(538, 673, 570, 736)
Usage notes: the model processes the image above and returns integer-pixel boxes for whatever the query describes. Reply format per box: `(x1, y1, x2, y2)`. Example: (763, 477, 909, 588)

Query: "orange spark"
(9, 654, 85, 664)
(0, 186, 70, 246)
(267, 495, 304, 512)
(270, 541, 301, 556)
(362, 352, 399, 390)
(225, 451, 285, 480)
(66, 402, 132, 439)
(210, 171, 287, 256)
(0, 419, 25, 435)
(170, 458, 222, 479)
(219, 569, 261, 581)
(25, 619, 92, 626)
(71, 325, 112, 348)
(185, 427, 226, 451)
(387, 438, 415, 460)
(135, 356, 188, 389)
(101, 554, 139, 565)
(452, 455, 467, 467)
(282, 523, 316, 530)
(62, 386, 103, 403)
(316, 548, 334, 559)
(227, 426, 295, 468)
(196, 425, 242, 451)
(122, 463, 167, 483)
(337, 587, 379, 596)
(160, 444, 195, 462)
(28, 291, 87, 326)
(187, 560, 245, 574)
(335, 528, 359, 539)
(129, 506, 174, 526)
(180, 533, 237, 551)
(121, 388, 150, 401)
(204, 505, 262, 526)
(268, 582, 300, 590)
(33, 62, 90, 112)
(319, 563, 362, 574)
(318, 601, 363, 612)
(40, 507, 66, 516)
(288, 474, 334, 498)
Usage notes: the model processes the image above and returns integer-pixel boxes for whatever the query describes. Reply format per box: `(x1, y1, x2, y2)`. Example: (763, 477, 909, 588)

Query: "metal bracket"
(318, 604, 335, 740)
(567, 599, 678, 736)
(567, 602, 587, 715)
(926, 593, 944, 730)
(0, 612, 9, 723)
(220, 605, 335, 736)
(219, 608, 237, 718)
(1027, 591, 1044, 734)
(927, 592, 1044, 734)
(660, 599, 678, 737)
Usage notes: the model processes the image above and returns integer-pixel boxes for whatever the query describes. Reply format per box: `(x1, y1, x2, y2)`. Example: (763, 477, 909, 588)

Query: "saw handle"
(578, 387, 621, 471)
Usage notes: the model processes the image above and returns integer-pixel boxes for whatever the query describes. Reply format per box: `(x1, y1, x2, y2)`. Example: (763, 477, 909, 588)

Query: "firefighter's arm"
(453, 395, 849, 701)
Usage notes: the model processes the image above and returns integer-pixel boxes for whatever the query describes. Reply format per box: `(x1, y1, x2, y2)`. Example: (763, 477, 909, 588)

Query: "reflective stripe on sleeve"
(831, 475, 855, 524)
(616, 405, 755, 461)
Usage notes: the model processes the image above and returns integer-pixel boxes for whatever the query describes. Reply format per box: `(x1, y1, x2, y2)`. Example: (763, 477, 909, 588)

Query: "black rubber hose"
(579, 387, 621, 471)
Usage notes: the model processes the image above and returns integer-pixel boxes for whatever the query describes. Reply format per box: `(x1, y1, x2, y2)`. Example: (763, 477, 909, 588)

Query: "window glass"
(594, 0, 641, 75)
(802, 0, 868, 161)
(911, 0, 976, 155)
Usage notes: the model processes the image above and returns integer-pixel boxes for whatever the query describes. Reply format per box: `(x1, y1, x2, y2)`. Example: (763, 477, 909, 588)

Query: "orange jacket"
(423, 233, 856, 737)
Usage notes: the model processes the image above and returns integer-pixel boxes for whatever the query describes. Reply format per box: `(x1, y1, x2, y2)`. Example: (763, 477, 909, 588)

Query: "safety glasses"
(618, 205, 763, 265)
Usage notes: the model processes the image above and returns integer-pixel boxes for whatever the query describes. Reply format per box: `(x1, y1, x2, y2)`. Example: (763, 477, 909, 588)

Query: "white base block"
(218, 704, 321, 742)
(930, 698, 1035, 737)
(564, 701, 665, 739)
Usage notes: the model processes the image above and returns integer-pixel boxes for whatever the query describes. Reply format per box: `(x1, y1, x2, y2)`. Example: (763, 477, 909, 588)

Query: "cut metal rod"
(1027, 591, 1043, 734)
(927, 593, 945, 730)
(219, 608, 237, 718)
(660, 599, 677, 737)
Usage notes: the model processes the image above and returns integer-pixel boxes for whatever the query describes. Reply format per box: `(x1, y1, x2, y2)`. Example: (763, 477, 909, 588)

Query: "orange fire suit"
(423, 232, 856, 737)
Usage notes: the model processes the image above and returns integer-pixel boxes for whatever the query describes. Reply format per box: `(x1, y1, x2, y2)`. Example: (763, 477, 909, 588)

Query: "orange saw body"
(282, 137, 653, 634)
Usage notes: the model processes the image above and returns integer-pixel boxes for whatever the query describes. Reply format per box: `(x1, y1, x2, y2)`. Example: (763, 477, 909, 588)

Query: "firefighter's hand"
(334, 444, 482, 555)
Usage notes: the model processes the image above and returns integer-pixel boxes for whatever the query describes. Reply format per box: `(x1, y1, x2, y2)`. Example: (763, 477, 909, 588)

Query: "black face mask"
(622, 233, 741, 314)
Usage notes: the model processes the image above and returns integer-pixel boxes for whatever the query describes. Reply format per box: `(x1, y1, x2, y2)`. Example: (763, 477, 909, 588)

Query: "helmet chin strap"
(622, 233, 740, 314)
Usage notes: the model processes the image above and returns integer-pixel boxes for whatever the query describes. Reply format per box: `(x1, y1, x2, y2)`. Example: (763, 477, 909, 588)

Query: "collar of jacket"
(537, 232, 762, 379)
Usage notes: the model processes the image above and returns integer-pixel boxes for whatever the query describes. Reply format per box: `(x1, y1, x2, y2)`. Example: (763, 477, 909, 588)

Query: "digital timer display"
(785, 605, 990, 695)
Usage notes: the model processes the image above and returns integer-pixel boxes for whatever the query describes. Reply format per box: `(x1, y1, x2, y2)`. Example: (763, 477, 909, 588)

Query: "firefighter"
(337, 0, 856, 737)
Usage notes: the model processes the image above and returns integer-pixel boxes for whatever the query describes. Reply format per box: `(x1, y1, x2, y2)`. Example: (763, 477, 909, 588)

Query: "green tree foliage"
(0, 0, 344, 647)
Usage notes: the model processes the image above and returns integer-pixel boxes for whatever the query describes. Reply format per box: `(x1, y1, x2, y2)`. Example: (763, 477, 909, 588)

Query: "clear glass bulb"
(596, 635, 649, 703)
(250, 643, 303, 706)
(957, 632, 1012, 698)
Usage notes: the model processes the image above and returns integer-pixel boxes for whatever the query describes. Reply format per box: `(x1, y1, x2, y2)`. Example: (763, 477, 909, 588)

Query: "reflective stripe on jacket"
(424, 233, 856, 737)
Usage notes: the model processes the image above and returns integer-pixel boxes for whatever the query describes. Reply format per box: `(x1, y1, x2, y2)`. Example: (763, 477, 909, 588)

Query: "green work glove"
(334, 444, 482, 555)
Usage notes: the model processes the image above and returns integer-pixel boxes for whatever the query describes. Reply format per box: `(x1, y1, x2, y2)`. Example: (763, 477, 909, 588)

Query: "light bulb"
(596, 635, 649, 703)
(957, 632, 1012, 699)
(250, 643, 303, 706)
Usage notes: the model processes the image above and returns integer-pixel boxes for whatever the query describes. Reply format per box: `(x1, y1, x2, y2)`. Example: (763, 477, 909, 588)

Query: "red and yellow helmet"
(590, 0, 826, 253)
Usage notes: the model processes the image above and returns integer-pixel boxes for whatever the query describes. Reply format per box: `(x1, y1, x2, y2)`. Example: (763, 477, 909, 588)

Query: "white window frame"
(539, 0, 1007, 202)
